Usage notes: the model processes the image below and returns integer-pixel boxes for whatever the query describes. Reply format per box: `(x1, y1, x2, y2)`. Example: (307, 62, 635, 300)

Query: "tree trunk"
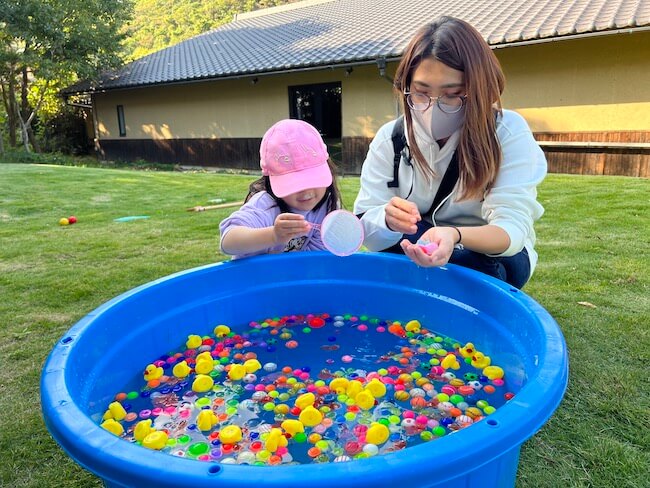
(3, 78, 18, 147)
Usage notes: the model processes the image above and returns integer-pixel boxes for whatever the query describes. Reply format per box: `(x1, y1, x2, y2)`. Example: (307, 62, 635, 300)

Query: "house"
(63, 0, 650, 176)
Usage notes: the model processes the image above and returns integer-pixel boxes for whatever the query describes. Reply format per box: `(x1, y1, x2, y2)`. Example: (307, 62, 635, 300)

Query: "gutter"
(62, 57, 403, 97)
(491, 25, 650, 49)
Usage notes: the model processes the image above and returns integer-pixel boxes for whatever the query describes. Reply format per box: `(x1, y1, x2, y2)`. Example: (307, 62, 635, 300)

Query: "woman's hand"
(385, 197, 421, 234)
(400, 226, 459, 267)
(273, 213, 310, 245)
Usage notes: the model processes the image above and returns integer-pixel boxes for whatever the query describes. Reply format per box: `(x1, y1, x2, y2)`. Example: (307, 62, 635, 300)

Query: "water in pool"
(98, 312, 514, 465)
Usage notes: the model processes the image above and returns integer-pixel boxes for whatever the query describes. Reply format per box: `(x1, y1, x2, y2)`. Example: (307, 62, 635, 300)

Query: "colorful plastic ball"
(58, 217, 69, 226)
(68, 216, 77, 224)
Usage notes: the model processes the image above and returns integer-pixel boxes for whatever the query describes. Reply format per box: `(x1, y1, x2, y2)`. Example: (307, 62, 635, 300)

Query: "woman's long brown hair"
(394, 16, 505, 200)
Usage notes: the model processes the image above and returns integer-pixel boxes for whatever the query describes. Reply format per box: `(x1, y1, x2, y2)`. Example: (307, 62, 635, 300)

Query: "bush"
(41, 108, 93, 155)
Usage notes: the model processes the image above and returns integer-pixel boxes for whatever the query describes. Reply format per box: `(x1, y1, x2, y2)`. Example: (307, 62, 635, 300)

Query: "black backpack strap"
(387, 116, 410, 188)
(425, 150, 459, 217)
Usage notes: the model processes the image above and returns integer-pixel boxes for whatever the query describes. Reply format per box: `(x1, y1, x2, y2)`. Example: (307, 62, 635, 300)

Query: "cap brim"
(269, 162, 332, 198)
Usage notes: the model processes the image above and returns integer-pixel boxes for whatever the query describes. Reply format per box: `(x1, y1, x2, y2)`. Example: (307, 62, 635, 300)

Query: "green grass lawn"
(0, 163, 648, 487)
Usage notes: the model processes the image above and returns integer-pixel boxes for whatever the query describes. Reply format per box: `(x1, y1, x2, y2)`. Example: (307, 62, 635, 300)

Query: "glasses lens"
(406, 93, 431, 111)
(438, 95, 465, 114)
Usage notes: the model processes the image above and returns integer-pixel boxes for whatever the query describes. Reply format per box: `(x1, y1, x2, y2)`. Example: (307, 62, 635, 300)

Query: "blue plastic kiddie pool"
(41, 252, 568, 487)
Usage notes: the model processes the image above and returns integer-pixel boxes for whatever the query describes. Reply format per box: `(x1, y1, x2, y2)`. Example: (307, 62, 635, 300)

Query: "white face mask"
(412, 104, 465, 141)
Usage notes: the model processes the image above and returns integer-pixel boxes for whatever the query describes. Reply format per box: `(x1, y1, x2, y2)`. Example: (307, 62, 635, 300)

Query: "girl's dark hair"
(245, 158, 342, 213)
(394, 16, 506, 200)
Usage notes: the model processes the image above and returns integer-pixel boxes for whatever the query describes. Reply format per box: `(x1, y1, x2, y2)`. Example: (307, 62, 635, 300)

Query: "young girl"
(220, 119, 342, 259)
(353, 16, 547, 288)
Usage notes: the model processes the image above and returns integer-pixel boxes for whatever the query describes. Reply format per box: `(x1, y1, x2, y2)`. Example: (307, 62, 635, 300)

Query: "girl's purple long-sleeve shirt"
(219, 191, 332, 259)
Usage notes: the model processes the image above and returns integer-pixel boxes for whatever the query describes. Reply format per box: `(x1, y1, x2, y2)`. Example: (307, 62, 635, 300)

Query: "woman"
(353, 16, 547, 288)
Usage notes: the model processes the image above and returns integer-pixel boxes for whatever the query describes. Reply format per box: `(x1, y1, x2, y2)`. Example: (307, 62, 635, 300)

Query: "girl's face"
(282, 187, 328, 212)
(409, 57, 465, 101)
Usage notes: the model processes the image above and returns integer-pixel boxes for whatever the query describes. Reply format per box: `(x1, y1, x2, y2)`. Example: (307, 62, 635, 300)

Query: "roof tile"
(65, 0, 650, 94)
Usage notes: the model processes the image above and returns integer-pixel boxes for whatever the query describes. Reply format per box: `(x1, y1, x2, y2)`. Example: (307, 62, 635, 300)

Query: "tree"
(123, 0, 296, 61)
(0, 0, 133, 151)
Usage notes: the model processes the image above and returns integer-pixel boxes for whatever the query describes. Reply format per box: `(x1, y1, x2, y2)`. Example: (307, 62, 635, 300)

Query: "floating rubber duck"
(355, 390, 375, 410)
(405, 320, 421, 333)
(346, 380, 363, 398)
(295, 392, 315, 410)
(244, 358, 262, 373)
(107, 401, 127, 421)
(219, 425, 242, 444)
(299, 406, 322, 427)
(143, 363, 163, 382)
(195, 352, 215, 374)
(142, 430, 168, 450)
(471, 352, 491, 369)
(196, 409, 219, 431)
(192, 374, 214, 393)
(265, 427, 288, 453)
(185, 334, 203, 349)
(228, 364, 246, 381)
(101, 418, 124, 436)
(280, 419, 304, 436)
(441, 353, 461, 370)
(172, 360, 191, 378)
(365, 378, 387, 398)
(329, 377, 349, 394)
(365, 423, 389, 445)
(133, 419, 155, 442)
(458, 342, 476, 359)
(482, 365, 504, 380)
(214, 325, 230, 338)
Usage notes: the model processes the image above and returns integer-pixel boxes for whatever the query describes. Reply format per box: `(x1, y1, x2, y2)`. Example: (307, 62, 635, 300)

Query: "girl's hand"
(385, 197, 421, 234)
(400, 226, 458, 267)
(273, 213, 310, 244)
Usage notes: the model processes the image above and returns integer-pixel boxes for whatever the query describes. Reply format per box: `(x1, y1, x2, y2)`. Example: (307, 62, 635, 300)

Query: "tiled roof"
(65, 0, 650, 94)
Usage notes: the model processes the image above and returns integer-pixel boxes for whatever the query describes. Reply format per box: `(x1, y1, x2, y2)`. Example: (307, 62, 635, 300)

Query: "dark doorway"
(289, 82, 342, 163)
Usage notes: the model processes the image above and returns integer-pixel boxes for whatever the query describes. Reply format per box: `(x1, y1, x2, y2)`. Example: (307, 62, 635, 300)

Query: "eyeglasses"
(404, 92, 467, 114)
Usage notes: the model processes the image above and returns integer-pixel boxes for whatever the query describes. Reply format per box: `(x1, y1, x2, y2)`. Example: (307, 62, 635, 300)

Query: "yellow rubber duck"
(365, 423, 389, 445)
(142, 430, 168, 450)
(228, 364, 246, 381)
(299, 406, 322, 427)
(365, 378, 387, 398)
(405, 320, 421, 333)
(441, 353, 461, 370)
(280, 419, 304, 436)
(107, 401, 127, 421)
(471, 352, 491, 369)
(134, 419, 155, 442)
(219, 425, 242, 444)
(214, 325, 230, 338)
(196, 409, 219, 431)
(329, 377, 349, 394)
(195, 352, 215, 374)
(244, 358, 262, 373)
(483, 365, 504, 380)
(172, 360, 191, 378)
(264, 427, 288, 453)
(192, 374, 214, 392)
(143, 364, 163, 382)
(458, 342, 476, 359)
(294, 392, 315, 410)
(100, 418, 124, 436)
(355, 390, 375, 410)
(185, 334, 203, 349)
(346, 380, 363, 398)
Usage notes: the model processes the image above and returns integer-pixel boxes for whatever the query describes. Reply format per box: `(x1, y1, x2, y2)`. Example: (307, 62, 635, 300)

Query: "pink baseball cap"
(260, 119, 332, 198)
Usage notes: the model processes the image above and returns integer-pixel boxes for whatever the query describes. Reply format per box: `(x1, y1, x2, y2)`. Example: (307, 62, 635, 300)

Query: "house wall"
(95, 31, 649, 176)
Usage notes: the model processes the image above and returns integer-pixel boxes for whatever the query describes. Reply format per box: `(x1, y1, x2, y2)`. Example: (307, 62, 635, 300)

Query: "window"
(117, 105, 126, 137)
(288, 82, 341, 138)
